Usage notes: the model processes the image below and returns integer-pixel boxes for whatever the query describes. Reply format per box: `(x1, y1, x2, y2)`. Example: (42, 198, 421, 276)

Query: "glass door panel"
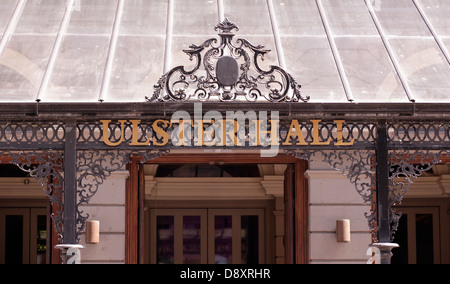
(150, 209, 264, 264)
(415, 214, 435, 264)
(213, 215, 233, 264)
(241, 215, 259, 264)
(30, 208, 47, 264)
(208, 209, 264, 264)
(5, 215, 25, 264)
(392, 207, 440, 264)
(391, 213, 409, 264)
(150, 209, 207, 264)
(0, 209, 30, 264)
(183, 215, 202, 264)
(156, 215, 174, 264)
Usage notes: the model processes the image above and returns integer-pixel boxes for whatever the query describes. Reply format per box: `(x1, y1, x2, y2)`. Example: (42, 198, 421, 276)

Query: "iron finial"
(215, 18, 239, 34)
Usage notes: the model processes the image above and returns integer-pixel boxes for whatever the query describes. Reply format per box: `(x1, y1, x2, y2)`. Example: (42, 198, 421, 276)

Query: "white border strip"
(163, 0, 174, 74)
(0, 0, 27, 60)
(364, 0, 415, 102)
(413, 0, 450, 66)
(267, 0, 287, 69)
(36, 0, 75, 102)
(316, 0, 355, 102)
(98, 0, 125, 102)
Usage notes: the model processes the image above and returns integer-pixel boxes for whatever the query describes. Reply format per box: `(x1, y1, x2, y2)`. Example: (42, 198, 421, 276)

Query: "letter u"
(101, 120, 127, 146)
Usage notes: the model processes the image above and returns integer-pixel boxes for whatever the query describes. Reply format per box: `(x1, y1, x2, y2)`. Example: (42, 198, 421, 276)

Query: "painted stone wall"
(306, 160, 372, 264)
(78, 170, 129, 264)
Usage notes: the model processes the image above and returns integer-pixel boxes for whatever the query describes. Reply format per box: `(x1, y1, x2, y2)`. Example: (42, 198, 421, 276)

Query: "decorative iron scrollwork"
(1, 151, 65, 241)
(2, 118, 450, 247)
(286, 149, 377, 240)
(148, 18, 309, 103)
(75, 149, 169, 242)
(287, 149, 447, 243)
(388, 150, 442, 241)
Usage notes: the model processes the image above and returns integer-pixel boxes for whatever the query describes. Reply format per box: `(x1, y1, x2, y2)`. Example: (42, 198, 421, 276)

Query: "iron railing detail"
(0, 122, 65, 150)
(0, 118, 449, 244)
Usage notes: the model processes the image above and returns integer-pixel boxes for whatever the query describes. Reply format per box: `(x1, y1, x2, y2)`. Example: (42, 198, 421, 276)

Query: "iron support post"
(375, 121, 398, 264)
(61, 119, 78, 250)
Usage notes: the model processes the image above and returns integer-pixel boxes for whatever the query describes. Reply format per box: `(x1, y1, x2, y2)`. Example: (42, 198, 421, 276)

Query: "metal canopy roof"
(0, 0, 450, 104)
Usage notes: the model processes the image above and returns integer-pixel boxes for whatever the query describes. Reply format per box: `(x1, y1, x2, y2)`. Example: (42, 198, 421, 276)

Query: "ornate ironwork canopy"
(0, 18, 449, 265)
(148, 19, 309, 103)
(1, 115, 450, 245)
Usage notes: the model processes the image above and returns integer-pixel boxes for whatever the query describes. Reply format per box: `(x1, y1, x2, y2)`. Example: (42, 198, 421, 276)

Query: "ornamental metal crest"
(147, 18, 309, 103)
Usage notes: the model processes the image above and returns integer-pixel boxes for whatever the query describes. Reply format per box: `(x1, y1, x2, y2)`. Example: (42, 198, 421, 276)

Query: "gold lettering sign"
(100, 119, 355, 147)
